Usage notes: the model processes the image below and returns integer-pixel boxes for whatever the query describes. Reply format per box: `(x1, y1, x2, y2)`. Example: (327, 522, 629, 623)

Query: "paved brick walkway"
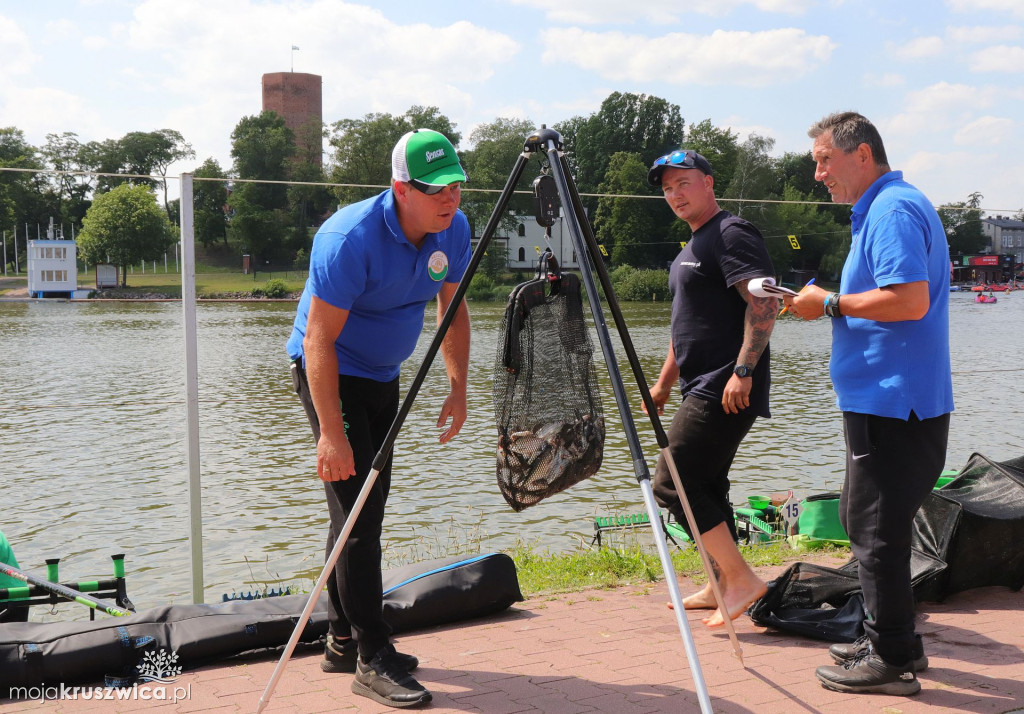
(3, 563, 1022, 713)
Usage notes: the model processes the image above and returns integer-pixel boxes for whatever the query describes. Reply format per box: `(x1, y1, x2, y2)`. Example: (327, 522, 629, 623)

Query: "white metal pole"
(180, 173, 205, 604)
(15, 225, 20, 274)
(2, 231, 6, 276)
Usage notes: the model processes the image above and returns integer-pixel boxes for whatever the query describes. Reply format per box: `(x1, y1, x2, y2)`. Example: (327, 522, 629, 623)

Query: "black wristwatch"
(733, 364, 754, 378)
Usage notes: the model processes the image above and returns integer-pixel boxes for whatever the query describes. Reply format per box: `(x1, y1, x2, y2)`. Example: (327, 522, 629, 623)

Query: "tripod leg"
(258, 152, 533, 714)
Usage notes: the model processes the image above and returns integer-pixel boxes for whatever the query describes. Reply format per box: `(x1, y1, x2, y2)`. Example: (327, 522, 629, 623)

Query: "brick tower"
(261, 72, 323, 166)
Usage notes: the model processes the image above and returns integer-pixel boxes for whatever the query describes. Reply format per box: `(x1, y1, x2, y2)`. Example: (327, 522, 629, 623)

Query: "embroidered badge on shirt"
(427, 250, 449, 281)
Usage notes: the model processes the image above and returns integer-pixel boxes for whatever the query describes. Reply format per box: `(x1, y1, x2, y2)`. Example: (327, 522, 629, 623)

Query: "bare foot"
(702, 576, 767, 627)
(667, 579, 723, 610)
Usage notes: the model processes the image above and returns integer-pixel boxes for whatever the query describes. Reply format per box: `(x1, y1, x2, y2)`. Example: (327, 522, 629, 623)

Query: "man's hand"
(436, 390, 467, 444)
(722, 374, 752, 414)
(785, 284, 828, 320)
(644, 381, 673, 416)
(316, 429, 356, 482)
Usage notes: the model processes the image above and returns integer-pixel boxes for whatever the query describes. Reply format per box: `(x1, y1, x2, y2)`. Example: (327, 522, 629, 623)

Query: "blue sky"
(2, 0, 1022, 213)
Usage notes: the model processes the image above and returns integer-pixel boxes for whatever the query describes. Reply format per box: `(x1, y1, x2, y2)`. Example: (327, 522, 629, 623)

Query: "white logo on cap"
(425, 148, 446, 163)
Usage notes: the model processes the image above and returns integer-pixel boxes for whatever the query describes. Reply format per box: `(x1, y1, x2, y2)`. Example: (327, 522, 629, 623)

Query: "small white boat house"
(27, 223, 77, 298)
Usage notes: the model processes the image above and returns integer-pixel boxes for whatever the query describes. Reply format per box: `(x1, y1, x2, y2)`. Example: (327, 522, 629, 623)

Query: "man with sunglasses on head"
(286, 128, 471, 709)
(645, 149, 777, 628)
(785, 112, 952, 696)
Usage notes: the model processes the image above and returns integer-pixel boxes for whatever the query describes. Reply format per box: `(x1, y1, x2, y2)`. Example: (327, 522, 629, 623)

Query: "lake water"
(1, 291, 1021, 615)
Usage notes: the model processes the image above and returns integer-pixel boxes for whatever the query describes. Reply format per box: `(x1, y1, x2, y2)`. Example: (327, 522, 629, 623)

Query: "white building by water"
(498, 215, 583, 271)
(27, 220, 77, 298)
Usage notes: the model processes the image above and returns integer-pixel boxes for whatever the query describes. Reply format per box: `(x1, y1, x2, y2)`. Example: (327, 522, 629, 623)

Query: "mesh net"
(492, 265, 604, 512)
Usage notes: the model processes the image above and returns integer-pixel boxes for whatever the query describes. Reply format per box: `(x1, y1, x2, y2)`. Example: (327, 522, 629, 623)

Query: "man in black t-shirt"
(646, 149, 777, 628)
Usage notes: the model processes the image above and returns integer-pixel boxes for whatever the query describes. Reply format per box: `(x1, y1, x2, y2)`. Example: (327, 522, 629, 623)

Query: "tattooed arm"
(722, 280, 777, 414)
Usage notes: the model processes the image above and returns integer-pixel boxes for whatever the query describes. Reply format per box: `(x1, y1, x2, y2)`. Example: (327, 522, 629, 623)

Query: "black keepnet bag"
(492, 253, 604, 512)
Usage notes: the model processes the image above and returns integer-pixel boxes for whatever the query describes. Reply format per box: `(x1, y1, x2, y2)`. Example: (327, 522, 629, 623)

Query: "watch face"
(734, 365, 752, 378)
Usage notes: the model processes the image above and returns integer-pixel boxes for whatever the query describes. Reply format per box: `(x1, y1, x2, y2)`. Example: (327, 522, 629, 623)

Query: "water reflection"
(0, 292, 1020, 612)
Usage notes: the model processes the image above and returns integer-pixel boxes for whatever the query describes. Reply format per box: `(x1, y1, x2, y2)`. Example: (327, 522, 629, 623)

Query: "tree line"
(0, 92, 996, 287)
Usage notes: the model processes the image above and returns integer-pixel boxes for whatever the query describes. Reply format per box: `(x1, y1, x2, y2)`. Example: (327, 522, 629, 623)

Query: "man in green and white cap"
(287, 128, 471, 708)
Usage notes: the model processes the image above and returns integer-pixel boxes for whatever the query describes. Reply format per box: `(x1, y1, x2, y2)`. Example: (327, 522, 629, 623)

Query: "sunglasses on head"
(653, 150, 699, 169)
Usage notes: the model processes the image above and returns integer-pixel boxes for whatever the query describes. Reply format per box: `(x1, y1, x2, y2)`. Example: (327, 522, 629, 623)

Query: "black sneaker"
(352, 645, 432, 708)
(816, 652, 921, 696)
(829, 634, 928, 671)
(321, 635, 419, 674)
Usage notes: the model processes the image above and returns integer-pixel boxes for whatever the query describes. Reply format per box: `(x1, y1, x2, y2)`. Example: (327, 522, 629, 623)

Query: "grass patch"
(509, 539, 846, 597)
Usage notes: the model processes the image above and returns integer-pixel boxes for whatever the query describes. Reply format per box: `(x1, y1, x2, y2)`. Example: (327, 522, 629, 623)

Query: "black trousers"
(840, 411, 950, 666)
(653, 394, 757, 538)
(293, 360, 399, 660)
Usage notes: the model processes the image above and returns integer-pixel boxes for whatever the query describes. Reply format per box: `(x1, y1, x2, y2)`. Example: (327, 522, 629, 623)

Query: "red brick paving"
(3, 561, 1023, 713)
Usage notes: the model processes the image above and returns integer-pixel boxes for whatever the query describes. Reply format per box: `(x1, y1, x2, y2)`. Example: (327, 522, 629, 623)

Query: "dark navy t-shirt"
(669, 210, 774, 417)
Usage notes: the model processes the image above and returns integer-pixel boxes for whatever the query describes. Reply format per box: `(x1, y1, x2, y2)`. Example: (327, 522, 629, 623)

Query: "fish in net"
(492, 258, 604, 512)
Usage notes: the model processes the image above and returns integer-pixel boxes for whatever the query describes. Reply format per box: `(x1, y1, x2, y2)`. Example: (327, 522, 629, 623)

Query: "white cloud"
(81, 36, 108, 51)
(0, 15, 38, 76)
(891, 36, 944, 59)
(947, 25, 1022, 43)
(506, 0, 813, 24)
(903, 81, 1001, 114)
(102, 0, 521, 171)
(0, 86, 98, 140)
(953, 115, 1015, 145)
(718, 117, 778, 144)
(969, 45, 1024, 72)
(865, 72, 906, 87)
(903, 148, 1020, 208)
(44, 19, 79, 40)
(541, 27, 836, 86)
(947, 0, 1024, 19)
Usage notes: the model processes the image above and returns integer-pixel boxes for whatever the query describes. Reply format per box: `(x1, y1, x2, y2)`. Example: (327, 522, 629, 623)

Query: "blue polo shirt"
(287, 190, 471, 381)
(831, 171, 954, 420)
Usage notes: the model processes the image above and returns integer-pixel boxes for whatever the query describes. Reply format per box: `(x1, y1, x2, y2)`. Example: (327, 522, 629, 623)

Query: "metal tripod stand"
(258, 127, 739, 713)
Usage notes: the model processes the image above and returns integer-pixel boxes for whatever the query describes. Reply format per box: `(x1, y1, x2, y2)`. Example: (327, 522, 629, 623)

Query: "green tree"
(682, 119, 740, 195)
(141, 130, 195, 215)
(758, 184, 847, 279)
(286, 117, 332, 257)
(80, 129, 194, 216)
(193, 158, 229, 248)
(228, 111, 295, 263)
(460, 117, 537, 235)
(722, 134, 777, 222)
(778, 151, 833, 204)
(0, 128, 43, 241)
(41, 131, 94, 227)
(558, 92, 684, 194)
(939, 192, 985, 256)
(479, 240, 509, 279)
(593, 152, 658, 267)
(327, 106, 460, 205)
(77, 184, 176, 287)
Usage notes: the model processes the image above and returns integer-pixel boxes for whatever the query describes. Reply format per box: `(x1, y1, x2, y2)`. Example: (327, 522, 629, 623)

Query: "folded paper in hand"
(748, 277, 799, 298)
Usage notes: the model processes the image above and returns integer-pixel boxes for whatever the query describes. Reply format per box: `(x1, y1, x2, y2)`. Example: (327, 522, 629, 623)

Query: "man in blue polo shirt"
(287, 128, 471, 708)
(786, 112, 954, 696)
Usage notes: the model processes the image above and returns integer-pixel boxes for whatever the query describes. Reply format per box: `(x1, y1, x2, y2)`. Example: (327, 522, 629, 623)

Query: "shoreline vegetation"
(0, 264, 680, 302)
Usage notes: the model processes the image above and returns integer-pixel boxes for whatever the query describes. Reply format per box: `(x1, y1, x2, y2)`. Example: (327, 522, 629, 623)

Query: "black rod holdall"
(0, 553, 521, 693)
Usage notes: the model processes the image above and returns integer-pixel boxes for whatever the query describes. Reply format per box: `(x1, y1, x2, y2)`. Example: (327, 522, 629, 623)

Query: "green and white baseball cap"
(392, 129, 467, 192)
